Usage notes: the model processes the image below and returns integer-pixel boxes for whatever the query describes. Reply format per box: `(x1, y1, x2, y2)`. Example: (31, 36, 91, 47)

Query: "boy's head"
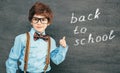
(28, 2, 53, 24)
(29, 2, 53, 33)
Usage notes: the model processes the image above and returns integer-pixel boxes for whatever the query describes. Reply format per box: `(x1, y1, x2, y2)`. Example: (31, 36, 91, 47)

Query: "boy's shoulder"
(49, 36, 56, 42)
(15, 33, 27, 41)
(16, 33, 26, 37)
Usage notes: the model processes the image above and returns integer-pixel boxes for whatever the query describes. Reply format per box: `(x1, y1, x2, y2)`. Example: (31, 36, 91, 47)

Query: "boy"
(6, 2, 68, 73)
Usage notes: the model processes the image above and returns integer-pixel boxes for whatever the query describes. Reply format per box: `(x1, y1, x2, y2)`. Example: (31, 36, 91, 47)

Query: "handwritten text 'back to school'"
(70, 8, 115, 46)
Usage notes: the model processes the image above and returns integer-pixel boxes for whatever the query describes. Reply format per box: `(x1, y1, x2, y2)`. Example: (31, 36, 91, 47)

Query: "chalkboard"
(0, 0, 120, 73)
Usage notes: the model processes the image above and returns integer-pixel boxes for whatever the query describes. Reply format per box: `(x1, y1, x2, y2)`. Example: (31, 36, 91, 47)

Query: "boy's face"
(31, 14, 50, 33)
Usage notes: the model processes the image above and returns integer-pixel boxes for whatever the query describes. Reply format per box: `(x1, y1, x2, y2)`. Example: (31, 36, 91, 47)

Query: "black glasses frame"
(32, 17, 49, 24)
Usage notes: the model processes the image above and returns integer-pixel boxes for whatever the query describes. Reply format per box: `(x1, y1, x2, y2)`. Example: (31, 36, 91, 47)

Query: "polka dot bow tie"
(34, 32, 49, 41)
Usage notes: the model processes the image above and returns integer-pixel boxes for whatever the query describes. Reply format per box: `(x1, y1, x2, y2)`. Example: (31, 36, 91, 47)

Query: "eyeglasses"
(32, 17, 49, 24)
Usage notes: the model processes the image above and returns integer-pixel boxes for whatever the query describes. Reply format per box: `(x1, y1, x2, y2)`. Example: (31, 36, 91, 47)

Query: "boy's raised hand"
(59, 36, 67, 48)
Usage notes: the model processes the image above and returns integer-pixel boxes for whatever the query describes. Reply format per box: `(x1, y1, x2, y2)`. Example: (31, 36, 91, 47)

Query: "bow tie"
(34, 32, 49, 41)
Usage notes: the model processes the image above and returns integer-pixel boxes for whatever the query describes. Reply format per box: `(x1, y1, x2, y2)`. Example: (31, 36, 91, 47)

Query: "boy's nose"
(37, 20, 42, 25)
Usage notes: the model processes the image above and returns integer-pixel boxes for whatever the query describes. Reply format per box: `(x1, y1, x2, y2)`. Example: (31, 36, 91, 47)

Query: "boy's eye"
(33, 18, 39, 21)
(41, 18, 47, 21)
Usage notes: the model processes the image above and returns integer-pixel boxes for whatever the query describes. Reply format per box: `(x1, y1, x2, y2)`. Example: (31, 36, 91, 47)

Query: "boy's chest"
(28, 39, 48, 57)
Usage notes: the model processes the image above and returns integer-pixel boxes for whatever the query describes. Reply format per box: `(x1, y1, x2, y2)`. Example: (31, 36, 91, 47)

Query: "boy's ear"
(31, 23, 33, 26)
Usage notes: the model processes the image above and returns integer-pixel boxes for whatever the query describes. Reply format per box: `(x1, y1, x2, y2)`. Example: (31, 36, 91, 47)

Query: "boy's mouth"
(36, 26, 43, 28)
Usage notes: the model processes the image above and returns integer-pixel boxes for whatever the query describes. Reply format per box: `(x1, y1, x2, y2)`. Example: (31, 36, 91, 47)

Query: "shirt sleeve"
(50, 37, 68, 65)
(6, 35, 24, 73)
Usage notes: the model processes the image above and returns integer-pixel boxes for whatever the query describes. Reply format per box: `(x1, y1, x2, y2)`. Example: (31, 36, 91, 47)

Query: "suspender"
(24, 32, 51, 73)
(24, 32, 30, 73)
(44, 36, 51, 73)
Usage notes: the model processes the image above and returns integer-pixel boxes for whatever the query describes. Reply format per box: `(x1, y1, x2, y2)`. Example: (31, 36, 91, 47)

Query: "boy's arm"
(6, 35, 23, 73)
(50, 37, 68, 65)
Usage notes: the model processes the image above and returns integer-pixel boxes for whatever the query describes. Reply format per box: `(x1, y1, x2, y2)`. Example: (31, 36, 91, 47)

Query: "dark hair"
(28, 2, 53, 24)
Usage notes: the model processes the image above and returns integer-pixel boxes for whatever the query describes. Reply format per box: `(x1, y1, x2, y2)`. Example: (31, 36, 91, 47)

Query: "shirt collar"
(30, 28, 46, 36)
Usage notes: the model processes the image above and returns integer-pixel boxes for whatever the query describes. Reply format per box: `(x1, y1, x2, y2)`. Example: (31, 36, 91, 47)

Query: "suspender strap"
(44, 36, 51, 73)
(24, 32, 30, 73)
(24, 32, 51, 73)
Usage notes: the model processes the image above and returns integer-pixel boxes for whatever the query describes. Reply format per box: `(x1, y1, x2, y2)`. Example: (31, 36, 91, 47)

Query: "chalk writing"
(74, 29, 115, 46)
(70, 8, 116, 46)
(70, 8, 100, 24)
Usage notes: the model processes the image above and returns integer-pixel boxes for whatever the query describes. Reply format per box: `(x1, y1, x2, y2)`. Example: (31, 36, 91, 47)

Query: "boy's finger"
(62, 36, 66, 40)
